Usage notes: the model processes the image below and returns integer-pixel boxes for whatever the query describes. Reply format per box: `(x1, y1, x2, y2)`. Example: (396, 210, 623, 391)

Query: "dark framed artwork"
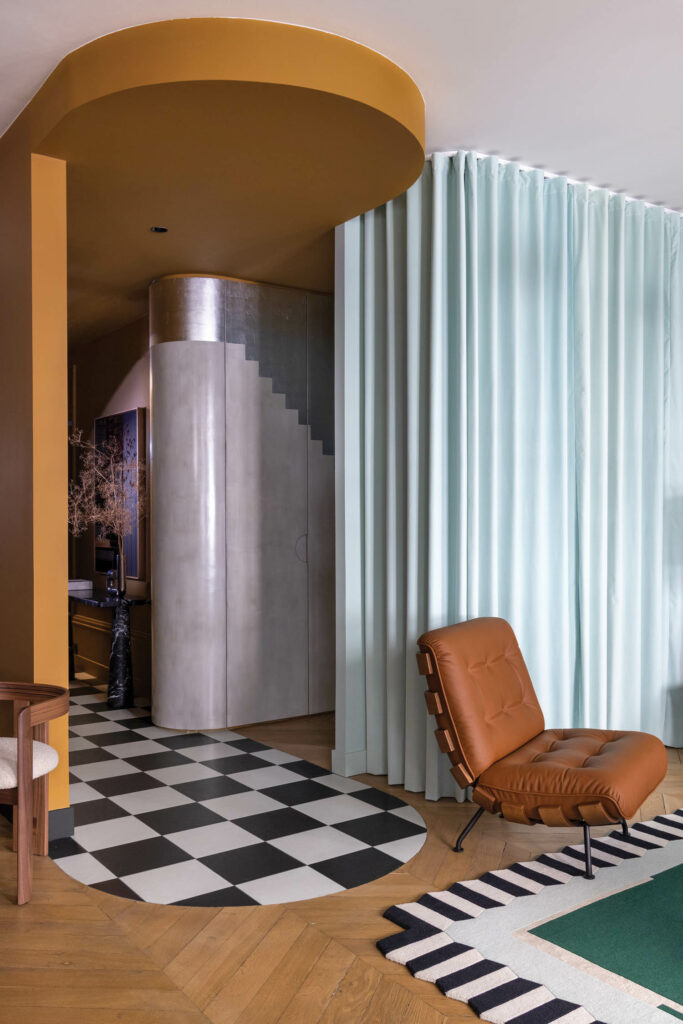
(94, 408, 146, 580)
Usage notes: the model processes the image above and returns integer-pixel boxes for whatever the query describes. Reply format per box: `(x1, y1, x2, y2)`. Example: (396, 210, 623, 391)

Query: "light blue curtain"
(337, 151, 683, 800)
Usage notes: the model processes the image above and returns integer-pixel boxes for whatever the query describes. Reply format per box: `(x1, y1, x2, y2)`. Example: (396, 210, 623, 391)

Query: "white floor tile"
(53, 852, 115, 885)
(166, 821, 262, 858)
(239, 866, 344, 904)
(269, 826, 369, 864)
(70, 720, 128, 737)
(200, 729, 243, 741)
(180, 742, 243, 762)
(390, 804, 426, 827)
(229, 765, 303, 790)
(252, 749, 299, 765)
(99, 708, 144, 720)
(75, 815, 158, 852)
(297, 795, 381, 826)
(134, 725, 176, 739)
(69, 693, 104, 705)
(148, 762, 221, 786)
(315, 775, 369, 794)
(202, 791, 285, 821)
(375, 833, 426, 862)
(102, 740, 169, 758)
(111, 786, 192, 815)
(122, 860, 229, 904)
(70, 759, 140, 782)
(68, 737, 97, 752)
(68, 781, 105, 804)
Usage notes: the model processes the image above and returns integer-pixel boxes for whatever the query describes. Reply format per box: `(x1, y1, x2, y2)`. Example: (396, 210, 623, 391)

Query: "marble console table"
(68, 589, 149, 709)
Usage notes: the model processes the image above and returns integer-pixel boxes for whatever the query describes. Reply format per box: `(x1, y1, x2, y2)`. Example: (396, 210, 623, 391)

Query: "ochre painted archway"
(0, 19, 425, 816)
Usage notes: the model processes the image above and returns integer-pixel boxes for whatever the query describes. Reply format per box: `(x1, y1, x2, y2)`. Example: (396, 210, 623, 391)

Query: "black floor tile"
(175, 887, 258, 907)
(227, 738, 270, 753)
(94, 836, 192, 877)
(201, 843, 302, 885)
(85, 730, 151, 748)
(137, 803, 225, 835)
(207, 753, 271, 775)
(284, 761, 332, 780)
(91, 878, 142, 901)
(73, 798, 129, 827)
(236, 807, 322, 841)
(68, 747, 118, 766)
(154, 733, 218, 750)
(89, 772, 164, 798)
(127, 751, 193, 772)
(117, 716, 154, 731)
(175, 775, 249, 802)
(49, 836, 86, 859)
(260, 779, 336, 807)
(335, 811, 425, 846)
(314, 847, 402, 888)
(68, 713, 105, 726)
(352, 787, 411, 812)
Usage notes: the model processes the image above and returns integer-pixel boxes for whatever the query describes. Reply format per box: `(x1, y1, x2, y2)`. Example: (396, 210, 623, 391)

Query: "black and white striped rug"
(378, 809, 683, 1023)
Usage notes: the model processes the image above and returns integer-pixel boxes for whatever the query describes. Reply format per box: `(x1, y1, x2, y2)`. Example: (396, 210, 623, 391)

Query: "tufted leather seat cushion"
(0, 738, 59, 790)
(474, 728, 668, 825)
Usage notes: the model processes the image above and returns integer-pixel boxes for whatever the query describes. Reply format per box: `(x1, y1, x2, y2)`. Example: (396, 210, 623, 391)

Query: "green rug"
(531, 863, 683, 1009)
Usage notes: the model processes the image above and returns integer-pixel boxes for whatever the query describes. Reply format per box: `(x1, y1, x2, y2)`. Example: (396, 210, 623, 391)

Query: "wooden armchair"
(0, 683, 69, 904)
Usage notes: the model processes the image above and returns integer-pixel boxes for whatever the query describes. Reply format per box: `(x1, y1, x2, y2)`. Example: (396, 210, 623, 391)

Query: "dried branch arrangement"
(68, 430, 145, 563)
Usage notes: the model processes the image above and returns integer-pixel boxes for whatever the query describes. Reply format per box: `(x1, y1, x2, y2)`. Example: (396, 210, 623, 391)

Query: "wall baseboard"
(0, 805, 74, 841)
(49, 807, 74, 841)
(331, 747, 367, 777)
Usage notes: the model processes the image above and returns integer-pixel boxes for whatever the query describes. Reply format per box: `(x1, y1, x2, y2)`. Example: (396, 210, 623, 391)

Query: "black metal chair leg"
(454, 806, 485, 852)
(582, 823, 595, 879)
(619, 818, 629, 837)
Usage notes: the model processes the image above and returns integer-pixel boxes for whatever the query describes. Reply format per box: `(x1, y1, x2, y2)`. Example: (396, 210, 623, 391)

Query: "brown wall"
(69, 317, 151, 699)
(0, 134, 34, 685)
(0, 131, 70, 809)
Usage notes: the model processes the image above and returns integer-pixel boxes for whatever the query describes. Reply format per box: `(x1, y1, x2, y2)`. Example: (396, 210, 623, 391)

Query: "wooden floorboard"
(0, 716, 680, 1024)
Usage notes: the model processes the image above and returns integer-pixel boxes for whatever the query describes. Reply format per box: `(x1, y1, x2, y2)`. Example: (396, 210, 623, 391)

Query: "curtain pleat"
(340, 152, 683, 799)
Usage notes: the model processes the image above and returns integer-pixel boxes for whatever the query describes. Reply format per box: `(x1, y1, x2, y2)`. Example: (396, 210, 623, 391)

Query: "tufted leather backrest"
(417, 617, 545, 786)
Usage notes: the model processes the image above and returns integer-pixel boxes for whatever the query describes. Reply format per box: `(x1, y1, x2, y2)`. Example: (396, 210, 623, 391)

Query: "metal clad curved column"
(150, 276, 226, 729)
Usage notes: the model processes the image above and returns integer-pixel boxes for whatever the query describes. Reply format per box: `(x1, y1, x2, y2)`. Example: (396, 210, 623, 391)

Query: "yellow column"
(31, 153, 69, 810)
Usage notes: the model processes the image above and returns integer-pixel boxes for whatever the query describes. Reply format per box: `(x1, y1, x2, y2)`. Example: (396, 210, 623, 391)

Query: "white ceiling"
(2, 0, 682, 210)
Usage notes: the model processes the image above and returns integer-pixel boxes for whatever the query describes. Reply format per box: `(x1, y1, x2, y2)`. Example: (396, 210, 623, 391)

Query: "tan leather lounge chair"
(417, 617, 668, 878)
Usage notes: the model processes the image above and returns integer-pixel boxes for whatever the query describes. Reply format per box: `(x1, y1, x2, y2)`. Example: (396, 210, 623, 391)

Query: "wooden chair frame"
(0, 683, 69, 904)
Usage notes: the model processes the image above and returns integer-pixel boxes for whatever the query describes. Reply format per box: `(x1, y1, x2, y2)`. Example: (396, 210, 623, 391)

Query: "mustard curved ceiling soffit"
(4, 20, 425, 339)
(9, 18, 424, 165)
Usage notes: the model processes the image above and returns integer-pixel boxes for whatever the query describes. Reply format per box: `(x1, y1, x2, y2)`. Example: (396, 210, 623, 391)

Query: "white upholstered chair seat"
(0, 737, 59, 790)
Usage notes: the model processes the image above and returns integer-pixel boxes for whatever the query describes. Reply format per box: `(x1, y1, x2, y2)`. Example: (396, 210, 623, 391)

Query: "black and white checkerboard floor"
(50, 681, 427, 906)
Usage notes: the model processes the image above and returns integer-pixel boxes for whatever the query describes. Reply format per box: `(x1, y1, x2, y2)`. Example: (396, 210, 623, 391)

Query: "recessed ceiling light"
(150, 226, 168, 233)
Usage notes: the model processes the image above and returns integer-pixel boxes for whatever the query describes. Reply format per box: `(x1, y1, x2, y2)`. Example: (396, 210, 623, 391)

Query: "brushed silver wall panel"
(150, 340, 227, 729)
(225, 344, 309, 725)
(150, 275, 225, 345)
(307, 439, 335, 714)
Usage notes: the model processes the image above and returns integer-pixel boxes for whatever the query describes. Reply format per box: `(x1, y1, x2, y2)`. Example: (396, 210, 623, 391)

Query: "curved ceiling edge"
(6, 18, 424, 160)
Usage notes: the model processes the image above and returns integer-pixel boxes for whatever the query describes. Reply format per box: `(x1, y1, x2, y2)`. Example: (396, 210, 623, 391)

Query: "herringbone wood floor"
(0, 714, 680, 1024)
